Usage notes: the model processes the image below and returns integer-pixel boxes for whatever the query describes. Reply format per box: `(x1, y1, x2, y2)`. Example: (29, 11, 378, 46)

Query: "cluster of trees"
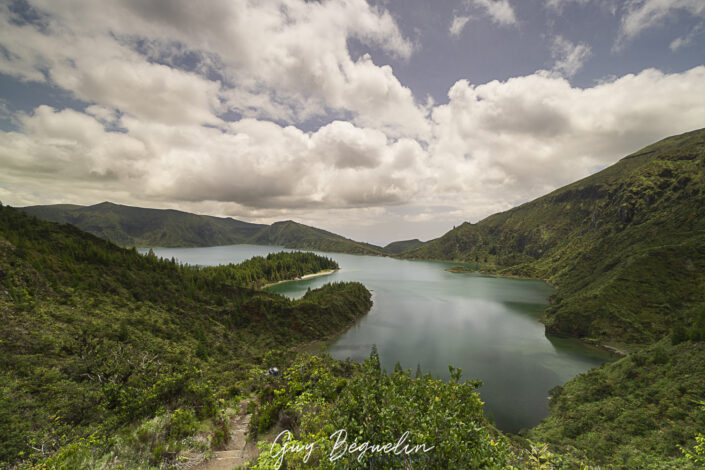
(0, 204, 338, 308)
(199, 251, 338, 288)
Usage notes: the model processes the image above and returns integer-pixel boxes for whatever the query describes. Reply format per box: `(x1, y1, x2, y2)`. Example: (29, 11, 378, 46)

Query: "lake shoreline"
(443, 265, 631, 357)
(149, 244, 613, 432)
(291, 290, 376, 355)
(262, 268, 338, 288)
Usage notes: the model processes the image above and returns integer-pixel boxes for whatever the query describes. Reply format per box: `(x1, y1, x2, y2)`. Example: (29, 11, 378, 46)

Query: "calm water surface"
(144, 244, 614, 432)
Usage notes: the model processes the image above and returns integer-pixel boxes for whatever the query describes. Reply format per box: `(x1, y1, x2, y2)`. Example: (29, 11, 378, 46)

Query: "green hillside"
(404, 128, 705, 345)
(20, 201, 266, 247)
(20, 202, 390, 256)
(0, 204, 372, 467)
(249, 220, 388, 255)
(528, 338, 705, 468)
(383, 238, 425, 254)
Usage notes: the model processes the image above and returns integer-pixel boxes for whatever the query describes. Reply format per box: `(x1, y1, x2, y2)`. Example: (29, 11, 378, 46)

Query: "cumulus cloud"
(0, 105, 428, 214)
(468, 0, 517, 26)
(429, 66, 705, 214)
(551, 36, 592, 77)
(0, 0, 428, 138)
(450, 15, 471, 37)
(1, 1, 705, 243)
(3, 66, 705, 235)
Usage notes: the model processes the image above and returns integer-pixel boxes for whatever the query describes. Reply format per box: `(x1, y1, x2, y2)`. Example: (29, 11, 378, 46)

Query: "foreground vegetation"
(248, 353, 510, 469)
(1, 203, 584, 469)
(528, 339, 705, 468)
(0, 204, 370, 468)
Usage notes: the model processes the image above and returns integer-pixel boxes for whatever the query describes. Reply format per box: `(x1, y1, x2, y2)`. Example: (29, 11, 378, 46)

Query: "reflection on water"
(144, 245, 615, 433)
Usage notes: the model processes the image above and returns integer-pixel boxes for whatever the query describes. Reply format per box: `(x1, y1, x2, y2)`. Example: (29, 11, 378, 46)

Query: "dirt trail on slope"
(194, 401, 258, 470)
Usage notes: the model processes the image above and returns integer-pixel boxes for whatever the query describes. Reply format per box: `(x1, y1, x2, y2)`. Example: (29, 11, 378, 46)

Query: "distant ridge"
(20, 201, 388, 256)
(20, 202, 266, 248)
(383, 238, 425, 254)
(249, 220, 388, 256)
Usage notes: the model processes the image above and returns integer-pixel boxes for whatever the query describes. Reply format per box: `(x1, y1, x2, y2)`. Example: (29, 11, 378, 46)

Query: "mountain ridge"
(383, 238, 425, 254)
(19, 201, 388, 255)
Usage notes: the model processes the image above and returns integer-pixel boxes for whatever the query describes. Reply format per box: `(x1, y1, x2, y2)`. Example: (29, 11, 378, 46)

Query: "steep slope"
(20, 201, 266, 247)
(249, 220, 388, 255)
(405, 128, 705, 343)
(383, 238, 425, 254)
(528, 339, 705, 468)
(0, 204, 372, 466)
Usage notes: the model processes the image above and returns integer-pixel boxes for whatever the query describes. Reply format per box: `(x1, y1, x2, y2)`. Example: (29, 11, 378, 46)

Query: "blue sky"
(375, 0, 704, 95)
(1, 0, 704, 244)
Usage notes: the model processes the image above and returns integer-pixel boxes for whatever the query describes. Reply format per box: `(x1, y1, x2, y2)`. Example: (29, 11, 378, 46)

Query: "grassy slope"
(404, 128, 705, 344)
(20, 201, 266, 248)
(0, 205, 372, 467)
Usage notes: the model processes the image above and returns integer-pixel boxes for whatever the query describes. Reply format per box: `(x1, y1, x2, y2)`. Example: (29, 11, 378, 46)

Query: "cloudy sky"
(1, 0, 704, 245)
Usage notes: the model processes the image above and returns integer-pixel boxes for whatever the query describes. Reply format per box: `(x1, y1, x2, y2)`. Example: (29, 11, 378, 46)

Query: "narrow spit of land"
(263, 269, 337, 288)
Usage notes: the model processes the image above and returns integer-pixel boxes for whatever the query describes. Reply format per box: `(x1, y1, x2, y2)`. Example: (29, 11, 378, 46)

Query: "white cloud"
(468, 0, 517, 26)
(551, 36, 592, 78)
(1, 2, 705, 243)
(429, 66, 705, 218)
(544, 0, 592, 13)
(0, 0, 428, 139)
(1, 106, 148, 181)
(3, 66, 704, 236)
(619, 0, 705, 44)
(0, 7, 225, 126)
(669, 22, 704, 50)
(450, 15, 471, 37)
(0, 105, 428, 213)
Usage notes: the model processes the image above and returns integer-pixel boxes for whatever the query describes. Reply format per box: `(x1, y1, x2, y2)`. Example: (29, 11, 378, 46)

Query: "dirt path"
(195, 401, 258, 470)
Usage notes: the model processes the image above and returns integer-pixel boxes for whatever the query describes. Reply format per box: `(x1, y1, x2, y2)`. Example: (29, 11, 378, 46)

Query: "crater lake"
(142, 244, 614, 432)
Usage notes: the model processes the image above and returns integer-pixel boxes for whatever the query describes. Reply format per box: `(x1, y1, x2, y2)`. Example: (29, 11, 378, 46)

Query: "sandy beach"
(263, 269, 338, 288)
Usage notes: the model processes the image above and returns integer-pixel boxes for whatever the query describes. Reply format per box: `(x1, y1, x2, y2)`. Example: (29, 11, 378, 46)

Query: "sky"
(0, 0, 704, 246)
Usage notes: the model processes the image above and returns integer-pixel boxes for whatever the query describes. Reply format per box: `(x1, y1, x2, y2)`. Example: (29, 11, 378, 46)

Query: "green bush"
(168, 408, 198, 440)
